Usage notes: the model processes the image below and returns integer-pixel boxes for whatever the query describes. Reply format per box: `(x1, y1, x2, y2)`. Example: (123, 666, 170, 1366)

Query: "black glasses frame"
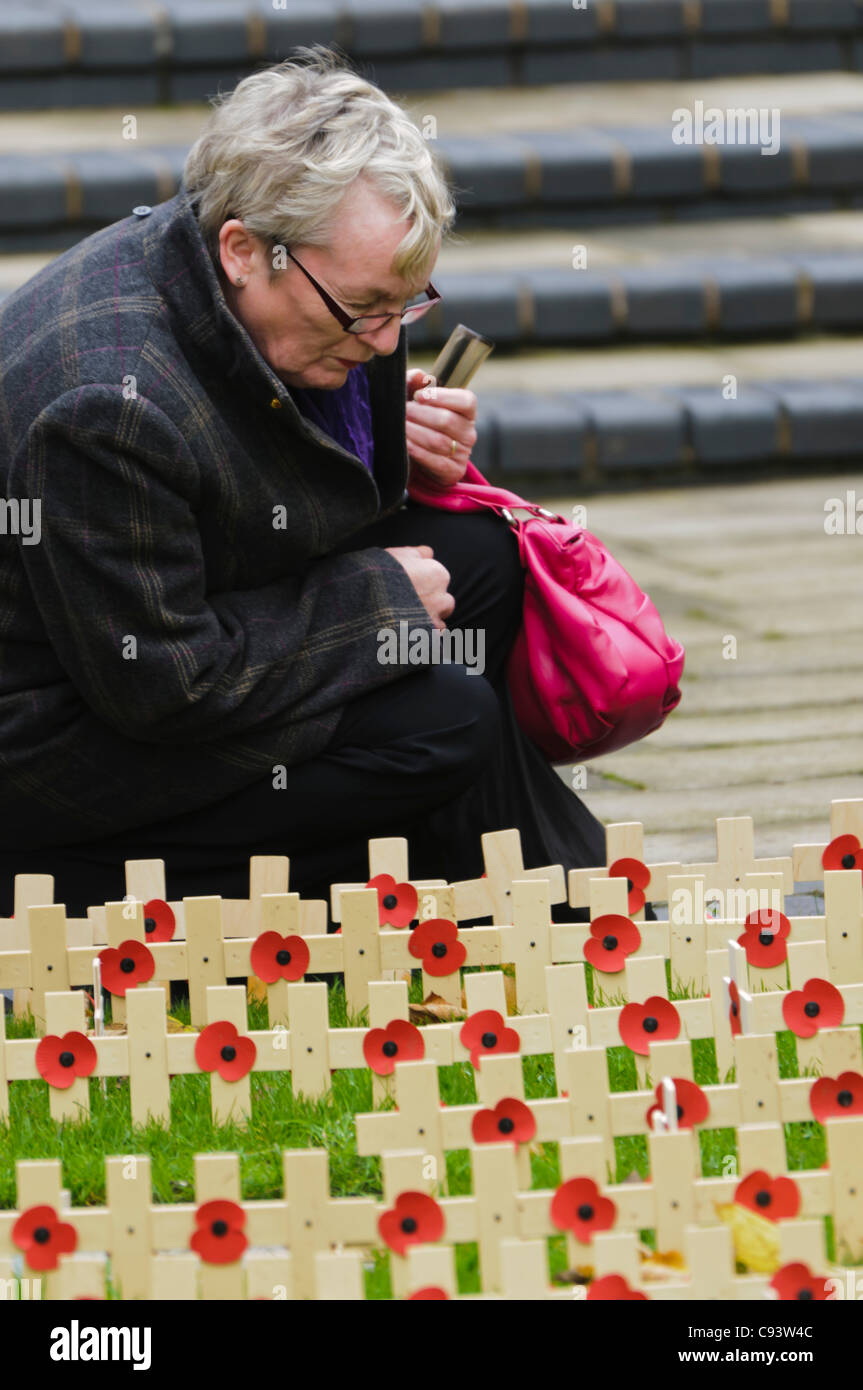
(282, 247, 441, 335)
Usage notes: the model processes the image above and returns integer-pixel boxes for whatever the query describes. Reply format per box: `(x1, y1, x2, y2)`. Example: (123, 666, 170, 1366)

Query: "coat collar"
(140, 191, 410, 506)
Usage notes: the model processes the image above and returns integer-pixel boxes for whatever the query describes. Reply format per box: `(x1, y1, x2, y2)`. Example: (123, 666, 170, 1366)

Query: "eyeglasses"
(282, 247, 441, 335)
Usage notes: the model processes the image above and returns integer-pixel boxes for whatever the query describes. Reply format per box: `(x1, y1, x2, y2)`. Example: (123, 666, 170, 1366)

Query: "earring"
(235, 277, 246, 287)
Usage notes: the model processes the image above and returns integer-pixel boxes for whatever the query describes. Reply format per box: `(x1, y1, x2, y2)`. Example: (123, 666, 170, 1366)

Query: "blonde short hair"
(183, 47, 455, 282)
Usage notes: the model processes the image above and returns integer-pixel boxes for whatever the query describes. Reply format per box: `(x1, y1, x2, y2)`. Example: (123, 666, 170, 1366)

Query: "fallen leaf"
(638, 1244, 688, 1280)
(409, 992, 465, 1023)
(715, 1201, 781, 1273)
(165, 1014, 197, 1034)
(553, 1266, 594, 1285)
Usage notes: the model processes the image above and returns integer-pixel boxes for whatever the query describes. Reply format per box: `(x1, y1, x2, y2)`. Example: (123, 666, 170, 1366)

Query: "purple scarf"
(290, 363, 375, 476)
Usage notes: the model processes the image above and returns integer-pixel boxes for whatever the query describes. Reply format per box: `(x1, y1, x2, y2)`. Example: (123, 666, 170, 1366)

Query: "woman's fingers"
(406, 416, 475, 458)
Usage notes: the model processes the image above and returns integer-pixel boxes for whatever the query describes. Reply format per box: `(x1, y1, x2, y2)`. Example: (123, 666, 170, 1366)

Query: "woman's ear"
(218, 219, 258, 287)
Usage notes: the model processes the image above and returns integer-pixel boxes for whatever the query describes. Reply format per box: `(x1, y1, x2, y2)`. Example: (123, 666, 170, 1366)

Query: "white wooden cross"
(568, 821, 681, 913)
(450, 827, 566, 924)
(793, 798, 863, 883)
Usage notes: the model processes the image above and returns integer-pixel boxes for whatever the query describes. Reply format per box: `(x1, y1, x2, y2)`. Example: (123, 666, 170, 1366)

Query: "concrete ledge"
(471, 376, 863, 482)
(0, 0, 861, 107)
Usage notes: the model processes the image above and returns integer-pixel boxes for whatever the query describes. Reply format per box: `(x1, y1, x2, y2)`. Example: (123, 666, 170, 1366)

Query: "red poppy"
(142, 897, 176, 943)
(618, 996, 680, 1056)
(408, 1286, 449, 1300)
(588, 1274, 648, 1301)
(728, 979, 742, 1037)
(551, 1177, 616, 1244)
(363, 1019, 425, 1076)
(249, 930, 310, 984)
(645, 1077, 710, 1131)
(734, 1170, 800, 1222)
(35, 1030, 97, 1090)
(408, 918, 466, 977)
(98, 939, 155, 996)
(809, 1070, 863, 1122)
(194, 1021, 257, 1081)
(12, 1205, 77, 1271)
(782, 977, 845, 1038)
(367, 872, 418, 929)
(378, 1192, 445, 1255)
(608, 857, 651, 915)
(822, 833, 863, 877)
(459, 1009, 520, 1069)
(770, 1262, 832, 1301)
(190, 1199, 248, 1265)
(737, 909, 791, 969)
(472, 1097, 536, 1147)
(583, 913, 641, 974)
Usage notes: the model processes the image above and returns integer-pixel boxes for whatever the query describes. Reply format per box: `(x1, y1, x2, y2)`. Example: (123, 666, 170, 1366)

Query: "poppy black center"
(498, 1117, 515, 1135)
(838, 1089, 853, 1107)
(577, 1203, 594, 1221)
(431, 942, 447, 958)
(59, 1051, 75, 1068)
(626, 879, 634, 893)
(120, 957, 135, 974)
(33, 1226, 51, 1245)
(481, 1032, 497, 1048)
(754, 1189, 771, 1208)
(676, 1105, 684, 1120)
(144, 917, 156, 934)
(383, 894, 397, 910)
(758, 931, 774, 947)
(841, 853, 856, 869)
(804, 1001, 820, 1018)
(276, 949, 291, 966)
(382, 1041, 398, 1058)
(797, 1287, 813, 1301)
(220, 1045, 237, 1062)
(401, 1217, 417, 1234)
(731, 1002, 739, 1016)
(212, 1220, 228, 1237)
(602, 934, 618, 951)
(642, 1016, 658, 1033)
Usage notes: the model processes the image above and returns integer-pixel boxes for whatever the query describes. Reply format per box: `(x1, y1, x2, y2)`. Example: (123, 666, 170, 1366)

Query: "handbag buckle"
(500, 506, 517, 526)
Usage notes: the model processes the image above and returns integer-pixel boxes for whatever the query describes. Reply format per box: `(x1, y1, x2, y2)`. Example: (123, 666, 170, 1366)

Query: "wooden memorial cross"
(551, 875, 668, 1003)
(792, 797, 863, 884)
(568, 820, 681, 914)
(377, 887, 501, 1011)
(86, 855, 327, 947)
(450, 827, 566, 924)
(282, 1148, 378, 1300)
(677, 816, 793, 900)
(329, 836, 447, 925)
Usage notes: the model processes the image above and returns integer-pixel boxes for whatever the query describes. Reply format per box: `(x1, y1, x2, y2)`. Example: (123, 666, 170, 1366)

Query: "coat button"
(132, 205, 152, 217)
(269, 398, 282, 409)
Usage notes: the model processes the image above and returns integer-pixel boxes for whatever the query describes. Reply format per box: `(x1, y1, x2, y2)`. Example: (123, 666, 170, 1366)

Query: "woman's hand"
(384, 544, 454, 630)
(405, 368, 477, 487)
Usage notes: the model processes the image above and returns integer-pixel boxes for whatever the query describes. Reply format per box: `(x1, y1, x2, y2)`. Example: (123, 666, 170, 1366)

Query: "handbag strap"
(407, 461, 565, 527)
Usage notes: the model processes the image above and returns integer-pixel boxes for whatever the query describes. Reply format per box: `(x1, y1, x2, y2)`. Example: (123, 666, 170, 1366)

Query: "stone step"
(2, 0, 863, 112)
(458, 372, 863, 483)
(6, 99, 863, 248)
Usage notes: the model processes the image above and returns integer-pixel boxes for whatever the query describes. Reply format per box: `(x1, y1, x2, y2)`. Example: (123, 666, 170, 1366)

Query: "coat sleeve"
(10, 386, 435, 745)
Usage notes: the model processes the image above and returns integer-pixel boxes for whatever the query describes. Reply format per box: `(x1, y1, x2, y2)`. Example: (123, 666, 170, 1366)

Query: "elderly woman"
(0, 49, 608, 921)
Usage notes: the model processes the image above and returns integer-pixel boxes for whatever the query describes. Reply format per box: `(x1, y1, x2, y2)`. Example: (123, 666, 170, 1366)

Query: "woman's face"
(219, 179, 438, 389)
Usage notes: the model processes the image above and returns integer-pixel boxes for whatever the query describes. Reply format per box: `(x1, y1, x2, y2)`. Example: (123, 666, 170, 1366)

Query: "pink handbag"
(408, 462, 685, 764)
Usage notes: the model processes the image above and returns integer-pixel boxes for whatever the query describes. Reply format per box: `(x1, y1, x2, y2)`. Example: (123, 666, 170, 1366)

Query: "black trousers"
(0, 502, 610, 920)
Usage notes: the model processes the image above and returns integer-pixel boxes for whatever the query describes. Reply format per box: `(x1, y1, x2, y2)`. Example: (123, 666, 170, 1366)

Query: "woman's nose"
(356, 316, 402, 355)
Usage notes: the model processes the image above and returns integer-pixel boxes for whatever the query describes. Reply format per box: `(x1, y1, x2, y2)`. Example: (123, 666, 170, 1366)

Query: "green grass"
(1, 982, 852, 1296)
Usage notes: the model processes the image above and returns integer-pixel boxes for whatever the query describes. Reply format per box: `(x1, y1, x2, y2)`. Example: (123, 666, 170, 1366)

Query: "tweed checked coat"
(0, 191, 434, 851)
